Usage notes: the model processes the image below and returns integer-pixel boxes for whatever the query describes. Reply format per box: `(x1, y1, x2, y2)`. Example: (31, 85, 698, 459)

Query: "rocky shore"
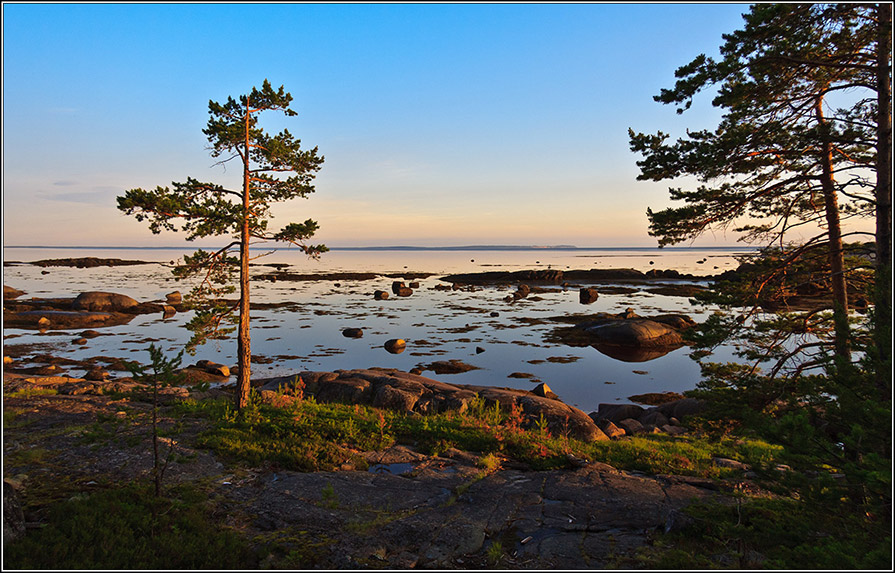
(4, 364, 733, 569)
(3, 260, 773, 569)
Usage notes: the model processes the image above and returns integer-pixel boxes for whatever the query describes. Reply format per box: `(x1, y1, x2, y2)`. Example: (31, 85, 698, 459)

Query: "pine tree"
(118, 80, 326, 409)
(629, 4, 887, 364)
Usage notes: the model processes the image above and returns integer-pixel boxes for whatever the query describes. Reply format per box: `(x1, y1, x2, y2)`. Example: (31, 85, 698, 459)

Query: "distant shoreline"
(4, 244, 756, 252)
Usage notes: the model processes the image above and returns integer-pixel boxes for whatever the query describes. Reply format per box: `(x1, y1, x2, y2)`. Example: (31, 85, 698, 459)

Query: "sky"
(2, 2, 756, 248)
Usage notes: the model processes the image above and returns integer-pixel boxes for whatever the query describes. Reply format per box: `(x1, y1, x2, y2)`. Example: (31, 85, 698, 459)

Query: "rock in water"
(196, 360, 230, 377)
(342, 328, 364, 338)
(72, 291, 140, 312)
(579, 287, 599, 304)
(584, 320, 682, 347)
(384, 339, 406, 354)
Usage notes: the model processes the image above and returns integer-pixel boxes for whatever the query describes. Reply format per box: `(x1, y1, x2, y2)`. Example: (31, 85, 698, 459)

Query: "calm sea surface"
(3, 246, 749, 413)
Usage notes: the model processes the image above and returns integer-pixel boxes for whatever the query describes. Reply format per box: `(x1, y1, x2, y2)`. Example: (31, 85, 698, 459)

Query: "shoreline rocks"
(440, 267, 708, 286)
(256, 368, 609, 443)
(589, 397, 706, 437)
(4, 291, 169, 330)
(30, 257, 155, 268)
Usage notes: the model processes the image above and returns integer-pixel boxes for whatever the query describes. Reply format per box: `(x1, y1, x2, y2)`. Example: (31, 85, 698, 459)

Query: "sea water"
(2, 246, 750, 413)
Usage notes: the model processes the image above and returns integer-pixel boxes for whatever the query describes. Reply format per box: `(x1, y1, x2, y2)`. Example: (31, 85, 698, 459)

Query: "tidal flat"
(2, 247, 744, 414)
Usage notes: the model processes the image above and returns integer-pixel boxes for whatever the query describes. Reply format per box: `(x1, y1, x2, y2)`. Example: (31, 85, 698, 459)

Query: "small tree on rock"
(118, 80, 326, 409)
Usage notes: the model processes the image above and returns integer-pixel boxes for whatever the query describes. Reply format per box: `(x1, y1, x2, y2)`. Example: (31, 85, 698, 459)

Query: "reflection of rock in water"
(591, 343, 680, 363)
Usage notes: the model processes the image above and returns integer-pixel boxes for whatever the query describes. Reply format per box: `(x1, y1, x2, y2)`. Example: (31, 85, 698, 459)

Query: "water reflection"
(1, 246, 746, 411)
(591, 343, 682, 363)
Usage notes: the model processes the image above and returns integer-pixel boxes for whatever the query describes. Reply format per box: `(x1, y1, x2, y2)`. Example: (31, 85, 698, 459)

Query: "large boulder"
(72, 292, 140, 312)
(654, 397, 706, 421)
(616, 418, 646, 436)
(592, 403, 645, 424)
(584, 319, 683, 348)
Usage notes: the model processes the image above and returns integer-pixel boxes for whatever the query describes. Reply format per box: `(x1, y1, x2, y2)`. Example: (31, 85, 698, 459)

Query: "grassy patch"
(5, 446, 51, 466)
(632, 496, 892, 570)
(3, 483, 257, 570)
(6, 387, 58, 399)
(173, 392, 785, 478)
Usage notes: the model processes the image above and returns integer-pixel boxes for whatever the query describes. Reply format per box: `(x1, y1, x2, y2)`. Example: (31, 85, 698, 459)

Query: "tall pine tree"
(118, 80, 326, 409)
(629, 4, 887, 365)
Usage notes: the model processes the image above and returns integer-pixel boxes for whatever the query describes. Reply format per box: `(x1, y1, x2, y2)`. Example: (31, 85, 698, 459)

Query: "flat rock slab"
(219, 456, 720, 569)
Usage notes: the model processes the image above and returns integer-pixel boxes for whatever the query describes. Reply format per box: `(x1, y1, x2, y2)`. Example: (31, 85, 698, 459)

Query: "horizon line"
(4, 244, 753, 251)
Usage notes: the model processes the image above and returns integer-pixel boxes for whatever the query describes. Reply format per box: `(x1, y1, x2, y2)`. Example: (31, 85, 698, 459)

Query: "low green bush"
(3, 483, 256, 570)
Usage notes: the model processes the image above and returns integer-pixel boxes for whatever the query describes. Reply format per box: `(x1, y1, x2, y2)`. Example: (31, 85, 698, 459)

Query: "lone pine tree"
(118, 80, 326, 409)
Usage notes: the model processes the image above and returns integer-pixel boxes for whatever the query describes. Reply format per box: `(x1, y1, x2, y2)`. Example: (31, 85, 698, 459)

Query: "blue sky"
(3, 2, 753, 248)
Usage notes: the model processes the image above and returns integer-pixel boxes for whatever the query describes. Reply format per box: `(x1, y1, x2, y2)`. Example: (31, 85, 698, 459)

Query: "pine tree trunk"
(874, 1, 892, 392)
(816, 96, 850, 360)
(236, 98, 253, 410)
(153, 377, 161, 496)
